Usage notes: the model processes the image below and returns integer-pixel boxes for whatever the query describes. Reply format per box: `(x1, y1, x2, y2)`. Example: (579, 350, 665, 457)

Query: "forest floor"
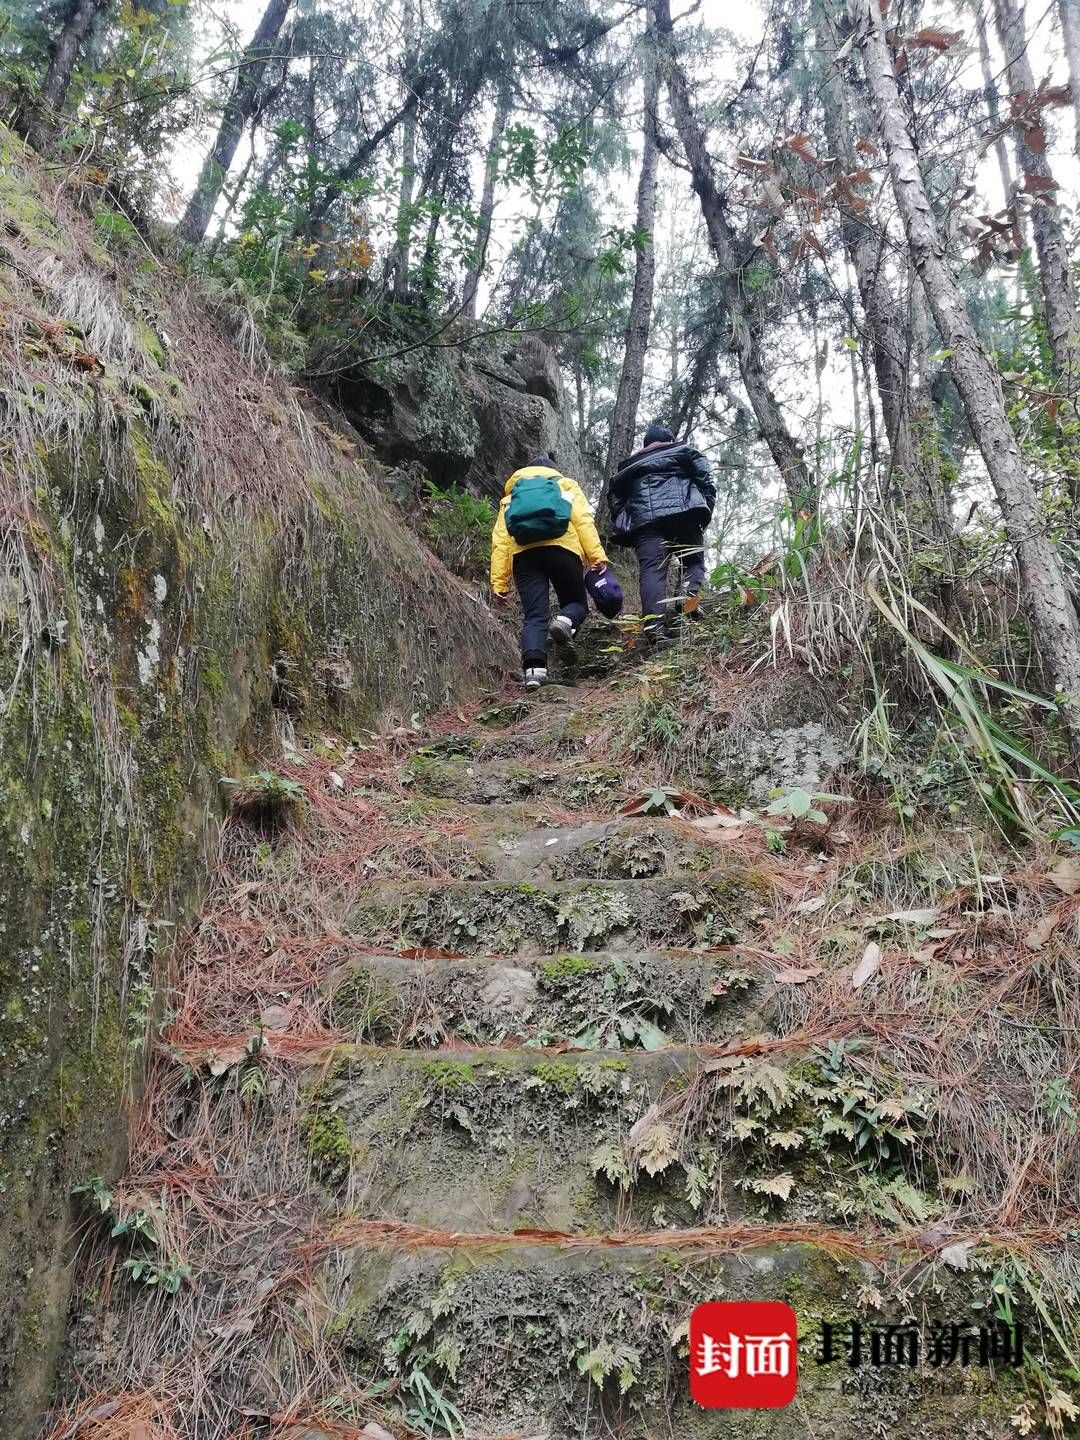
(46, 618, 1080, 1440)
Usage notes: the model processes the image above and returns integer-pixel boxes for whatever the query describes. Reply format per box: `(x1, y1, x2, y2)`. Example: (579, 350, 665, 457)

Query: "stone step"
(464, 817, 729, 883)
(399, 752, 632, 810)
(324, 1239, 1011, 1440)
(368, 790, 582, 835)
(414, 706, 594, 764)
(348, 809, 730, 884)
(362, 812, 737, 885)
(348, 874, 772, 957)
(328, 947, 764, 1050)
(302, 1042, 885, 1236)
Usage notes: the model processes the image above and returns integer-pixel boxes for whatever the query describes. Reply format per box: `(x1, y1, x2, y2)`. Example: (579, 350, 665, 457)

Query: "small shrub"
(93, 208, 139, 249)
(221, 769, 304, 829)
(422, 479, 495, 579)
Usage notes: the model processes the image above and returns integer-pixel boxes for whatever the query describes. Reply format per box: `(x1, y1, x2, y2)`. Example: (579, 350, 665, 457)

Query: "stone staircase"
(53, 677, 1024, 1440)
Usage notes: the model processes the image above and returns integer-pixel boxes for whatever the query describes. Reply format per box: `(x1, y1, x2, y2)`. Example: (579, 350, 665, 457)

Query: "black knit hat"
(643, 423, 674, 445)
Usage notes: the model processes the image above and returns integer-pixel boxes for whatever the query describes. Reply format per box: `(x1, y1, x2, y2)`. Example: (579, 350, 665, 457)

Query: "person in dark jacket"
(608, 423, 716, 637)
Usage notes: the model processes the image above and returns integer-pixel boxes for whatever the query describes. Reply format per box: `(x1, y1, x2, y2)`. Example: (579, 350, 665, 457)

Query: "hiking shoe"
(547, 614, 575, 647)
(524, 667, 547, 690)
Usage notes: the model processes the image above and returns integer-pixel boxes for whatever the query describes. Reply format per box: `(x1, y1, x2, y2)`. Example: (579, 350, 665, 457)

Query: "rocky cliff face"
(0, 129, 513, 1430)
(325, 327, 591, 499)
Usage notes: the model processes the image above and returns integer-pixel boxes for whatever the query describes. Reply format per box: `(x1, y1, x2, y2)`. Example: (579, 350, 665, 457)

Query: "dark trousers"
(634, 515, 706, 630)
(513, 546, 587, 665)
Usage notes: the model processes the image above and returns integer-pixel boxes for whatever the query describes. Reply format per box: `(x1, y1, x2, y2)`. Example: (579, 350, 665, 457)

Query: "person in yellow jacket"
(490, 452, 609, 688)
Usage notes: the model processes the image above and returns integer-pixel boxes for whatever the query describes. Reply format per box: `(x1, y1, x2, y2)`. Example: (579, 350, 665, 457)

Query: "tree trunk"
(574, 361, 587, 447)
(385, 0, 420, 297)
(993, 0, 1080, 397)
(818, 4, 949, 537)
(1058, 0, 1080, 159)
(386, 111, 418, 296)
(604, 14, 661, 492)
(673, 324, 723, 439)
(854, 0, 1080, 763)
(418, 162, 449, 300)
(975, 6, 1016, 207)
(178, 0, 294, 246)
(37, 0, 111, 123)
(649, 0, 814, 509)
(975, 10, 1026, 355)
(208, 143, 256, 256)
(461, 83, 512, 321)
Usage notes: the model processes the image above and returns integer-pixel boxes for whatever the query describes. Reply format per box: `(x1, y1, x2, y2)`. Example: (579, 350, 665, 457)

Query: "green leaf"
(633, 1017, 669, 1051)
(931, 348, 954, 361)
(787, 788, 813, 818)
(571, 1024, 601, 1049)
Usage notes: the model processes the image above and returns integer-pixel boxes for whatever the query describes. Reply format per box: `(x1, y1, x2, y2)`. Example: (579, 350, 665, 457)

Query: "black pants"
(513, 546, 587, 665)
(634, 515, 706, 630)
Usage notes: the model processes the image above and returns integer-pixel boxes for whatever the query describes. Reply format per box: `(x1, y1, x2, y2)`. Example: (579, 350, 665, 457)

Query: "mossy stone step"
(400, 751, 630, 808)
(426, 709, 595, 763)
(344, 811, 729, 885)
(328, 1241, 1017, 1440)
(348, 874, 772, 956)
(329, 947, 764, 1048)
(364, 792, 610, 841)
(466, 817, 725, 883)
(302, 1043, 889, 1235)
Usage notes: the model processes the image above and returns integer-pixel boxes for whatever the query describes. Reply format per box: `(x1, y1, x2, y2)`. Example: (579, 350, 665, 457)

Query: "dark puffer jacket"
(608, 440, 716, 542)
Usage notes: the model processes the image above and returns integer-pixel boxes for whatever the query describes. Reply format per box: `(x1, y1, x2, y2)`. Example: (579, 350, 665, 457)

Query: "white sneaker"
(524, 667, 547, 689)
(548, 614, 575, 646)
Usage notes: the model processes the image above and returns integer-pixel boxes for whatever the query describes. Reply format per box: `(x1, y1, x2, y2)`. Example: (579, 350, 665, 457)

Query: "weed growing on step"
(421, 477, 495, 582)
(539, 953, 597, 984)
(574, 1334, 641, 1393)
(306, 1101, 352, 1185)
(556, 886, 633, 947)
(623, 784, 689, 817)
(220, 768, 305, 829)
(72, 1177, 189, 1295)
(563, 763, 623, 808)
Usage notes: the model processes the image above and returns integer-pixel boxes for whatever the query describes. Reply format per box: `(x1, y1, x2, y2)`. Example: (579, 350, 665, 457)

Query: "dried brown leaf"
(1023, 913, 1059, 951)
(939, 1238, 975, 1270)
(1049, 859, 1080, 895)
(907, 27, 963, 51)
(773, 964, 823, 984)
(852, 941, 882, 989)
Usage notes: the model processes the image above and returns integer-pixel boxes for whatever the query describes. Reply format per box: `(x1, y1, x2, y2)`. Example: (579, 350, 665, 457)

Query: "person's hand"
(590, 560, 608, 574)
(493, 591, 512, 609)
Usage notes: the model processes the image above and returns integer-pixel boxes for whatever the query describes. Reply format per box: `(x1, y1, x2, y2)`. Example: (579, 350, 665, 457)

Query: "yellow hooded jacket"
(490, 466, 608, 596)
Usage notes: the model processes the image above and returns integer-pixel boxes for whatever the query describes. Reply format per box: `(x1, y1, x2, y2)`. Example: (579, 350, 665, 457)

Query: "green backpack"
(505, 473, 573, 544)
